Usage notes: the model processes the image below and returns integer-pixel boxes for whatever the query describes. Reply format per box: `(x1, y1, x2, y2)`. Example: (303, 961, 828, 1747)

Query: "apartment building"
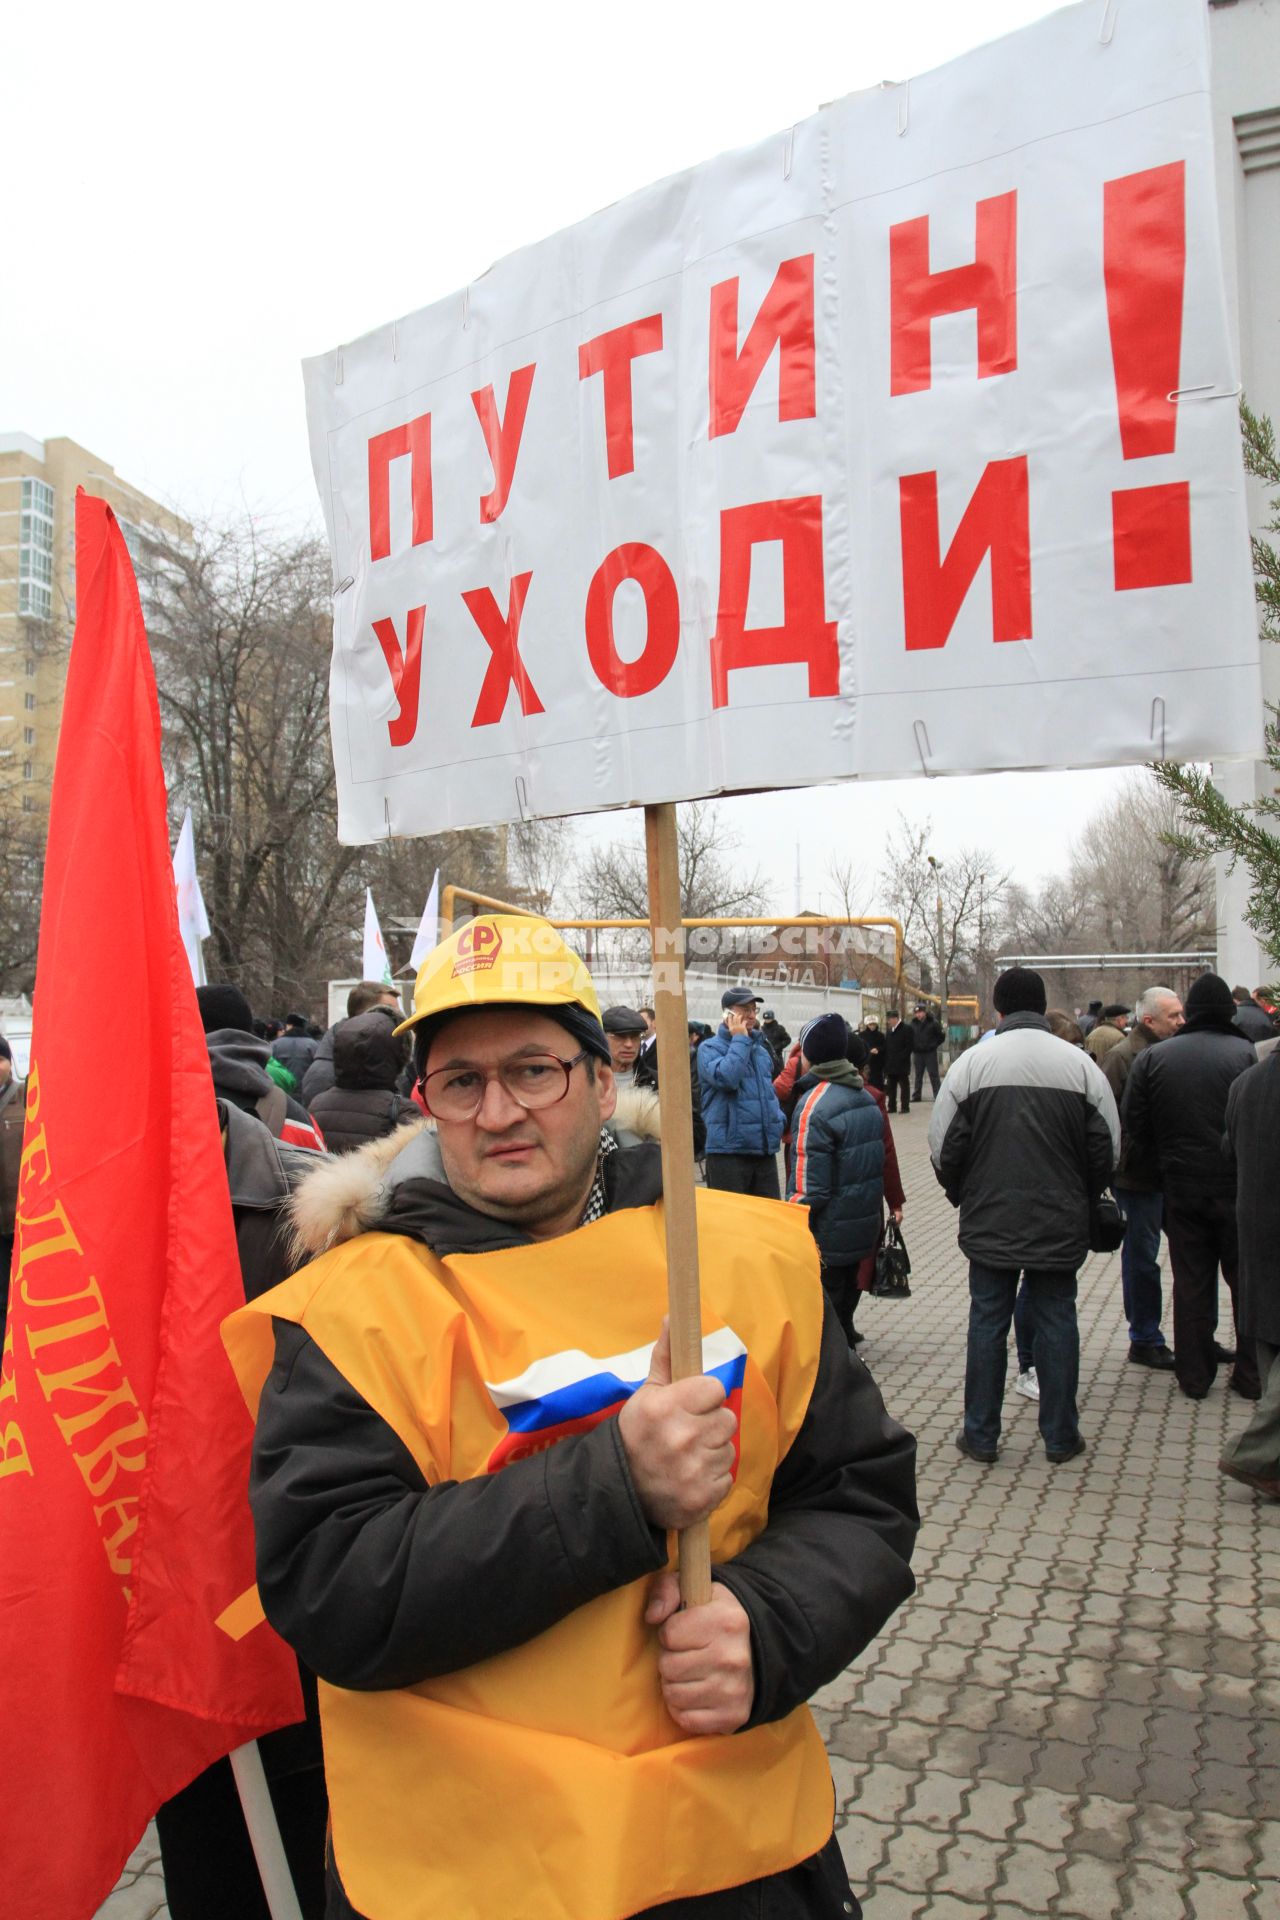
(0, 433, 186, 815)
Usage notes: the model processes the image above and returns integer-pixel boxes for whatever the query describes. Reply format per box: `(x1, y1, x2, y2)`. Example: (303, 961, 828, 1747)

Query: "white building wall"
(1210, 0, 1280, 986)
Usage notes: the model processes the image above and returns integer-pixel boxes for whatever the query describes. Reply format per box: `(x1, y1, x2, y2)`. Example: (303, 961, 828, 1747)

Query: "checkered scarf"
(579, 1128, 620, 1225)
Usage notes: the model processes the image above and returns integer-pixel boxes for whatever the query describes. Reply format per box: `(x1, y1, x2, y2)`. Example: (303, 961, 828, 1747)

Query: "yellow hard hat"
(394, 914, 603, 1040)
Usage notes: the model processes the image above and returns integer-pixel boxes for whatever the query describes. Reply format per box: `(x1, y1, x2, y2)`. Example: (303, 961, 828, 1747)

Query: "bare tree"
(994, 772, 1214, 1009)
(144, 513, 363, 1011)
(0, 801, 46, 995)
(879, 815, 1010, 1003)
(572, 802, 768, 969)
(508, 816, 578, 916)
(0, 613, 70, 994)
(575, 802, 767, 922)
(1071, 775, 1212, 955)
(144, 511, 518, 1013)
(822, 854, 869, 924)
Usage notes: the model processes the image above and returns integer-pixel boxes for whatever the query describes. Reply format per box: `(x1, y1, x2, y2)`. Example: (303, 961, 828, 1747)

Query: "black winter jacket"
(307, 1010, 417, 1157)
(1232, 1000, 1275, 1044)
(273, 1031, 319, 1080)
(299, 1024, 338, 1105)
(249, 1135, 917, 1905)
(928, 1011, 1119, 1270)
(884, 1022, 915, 1075)
(910, 1015, 944, 1054)
(1122, 1014, 1256, 1201)
(1224, 1054, 1280, 1346)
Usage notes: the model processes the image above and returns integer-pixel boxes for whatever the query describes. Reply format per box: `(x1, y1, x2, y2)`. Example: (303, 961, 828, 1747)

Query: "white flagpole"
(409, 869, 440, 972)
(362, 886, 393, 985)
(228, 1741, 305, 1920)
(172, 806, 211, 987)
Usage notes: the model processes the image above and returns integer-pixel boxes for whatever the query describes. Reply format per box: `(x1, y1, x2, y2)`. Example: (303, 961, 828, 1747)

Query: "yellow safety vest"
(224, 1190, 833, 1920)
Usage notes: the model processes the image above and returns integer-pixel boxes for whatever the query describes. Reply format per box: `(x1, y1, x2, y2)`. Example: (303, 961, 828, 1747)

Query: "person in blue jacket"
(697, 986, 786, 1197)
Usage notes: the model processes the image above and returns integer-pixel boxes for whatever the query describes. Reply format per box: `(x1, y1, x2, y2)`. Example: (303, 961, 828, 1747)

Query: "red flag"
(0, 495, 303, 1920)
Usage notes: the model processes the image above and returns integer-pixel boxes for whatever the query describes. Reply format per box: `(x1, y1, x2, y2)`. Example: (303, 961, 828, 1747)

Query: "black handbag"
(1089, 1193, 1125, 1254)
(872, 1220, 912, 1298)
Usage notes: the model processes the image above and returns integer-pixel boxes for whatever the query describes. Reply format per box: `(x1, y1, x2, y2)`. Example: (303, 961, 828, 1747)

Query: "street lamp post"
(927, 855, 947, 1046)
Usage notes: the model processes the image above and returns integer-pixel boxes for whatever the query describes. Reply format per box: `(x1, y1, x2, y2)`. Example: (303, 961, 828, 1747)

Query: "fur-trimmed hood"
(287, 1084, 663, 1262)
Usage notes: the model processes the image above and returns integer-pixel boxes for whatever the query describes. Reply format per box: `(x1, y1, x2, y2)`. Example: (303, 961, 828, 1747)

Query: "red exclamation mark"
(1103, 161, 1192, 591)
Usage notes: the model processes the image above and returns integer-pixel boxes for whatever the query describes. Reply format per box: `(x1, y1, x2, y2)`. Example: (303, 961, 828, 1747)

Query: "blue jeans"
(966, 1263, 1080, 1455)
(1114, 1186, 1167, 1347)
(1013, 1279, 1033, 1372)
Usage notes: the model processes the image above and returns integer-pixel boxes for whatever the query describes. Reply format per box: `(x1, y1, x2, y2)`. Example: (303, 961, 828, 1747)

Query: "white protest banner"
(305, 0, 1260, 846)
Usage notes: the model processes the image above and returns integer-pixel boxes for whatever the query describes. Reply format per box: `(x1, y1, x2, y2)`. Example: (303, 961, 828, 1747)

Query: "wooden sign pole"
(643, 802, 712, 1607)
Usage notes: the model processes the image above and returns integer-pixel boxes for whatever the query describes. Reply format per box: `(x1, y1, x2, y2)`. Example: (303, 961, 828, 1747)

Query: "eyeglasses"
(421, 1049, 589, 1122)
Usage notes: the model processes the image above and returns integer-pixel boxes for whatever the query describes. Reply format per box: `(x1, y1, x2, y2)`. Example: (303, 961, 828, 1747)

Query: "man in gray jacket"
(929, 968, 1118, 1467)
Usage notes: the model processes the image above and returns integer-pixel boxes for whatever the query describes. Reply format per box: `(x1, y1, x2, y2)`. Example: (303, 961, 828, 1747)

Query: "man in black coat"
(883, 1010, 914, 1113)
(760, 1009, 791, 1064)
(1123, 973, 1259, 1402)
(1221, 1053, 1280, 1500)
(1231, 985, 1275, 1044)
(910, 1004, 945, 1102)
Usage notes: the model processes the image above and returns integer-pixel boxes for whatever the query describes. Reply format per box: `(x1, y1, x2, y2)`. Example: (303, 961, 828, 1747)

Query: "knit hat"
(992, 967, 1047, 1017)
(1184, 972, 1236, 1021)
(800, 1012, 848, 1064)
(196, 983, 255, 1035)
(414, 999, 612, 1075)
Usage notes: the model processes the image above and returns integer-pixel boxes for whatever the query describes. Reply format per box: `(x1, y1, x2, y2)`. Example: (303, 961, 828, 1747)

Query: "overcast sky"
(7, 0, 1144, 911)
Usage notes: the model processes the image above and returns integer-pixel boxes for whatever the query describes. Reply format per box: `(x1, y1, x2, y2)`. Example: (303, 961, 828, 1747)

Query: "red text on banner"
(890, 192, 1018, 396)
(586, 544, 681, 698)
(1104, 161, 1191, 589)
(462, 574, 545, 727)
(899, 457, 1032, 651)
(471, 365, 537, 523)
(578, 315, 665, 479)
(710, 255, 817, 438)
(372, 607, 426, 747)
(710, 497, 839, 707)
(368, 415, 433, 562)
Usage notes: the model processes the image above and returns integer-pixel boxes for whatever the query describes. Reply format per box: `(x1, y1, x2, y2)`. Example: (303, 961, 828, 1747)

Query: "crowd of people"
(2, 938, 1278, 1919)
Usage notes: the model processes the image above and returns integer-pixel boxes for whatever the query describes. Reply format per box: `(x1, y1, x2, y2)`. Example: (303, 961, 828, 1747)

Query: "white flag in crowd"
(172, 807, 210, 986)
(409, 869, 440, 973)
(362, 887, 393, 985)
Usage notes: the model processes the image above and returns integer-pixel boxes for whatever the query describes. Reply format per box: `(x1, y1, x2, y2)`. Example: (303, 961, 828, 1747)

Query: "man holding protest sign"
(224, 914, 918, 1920)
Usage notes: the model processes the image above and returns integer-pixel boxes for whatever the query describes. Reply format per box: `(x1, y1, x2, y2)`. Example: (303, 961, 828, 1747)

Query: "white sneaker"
(1015, 1368, 1040, 1401)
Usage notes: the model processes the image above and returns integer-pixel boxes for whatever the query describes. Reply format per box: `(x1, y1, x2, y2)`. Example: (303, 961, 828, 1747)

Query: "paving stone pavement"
(824, 1102, 1280, 1919)
(95, 1098, 1279, 1918)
